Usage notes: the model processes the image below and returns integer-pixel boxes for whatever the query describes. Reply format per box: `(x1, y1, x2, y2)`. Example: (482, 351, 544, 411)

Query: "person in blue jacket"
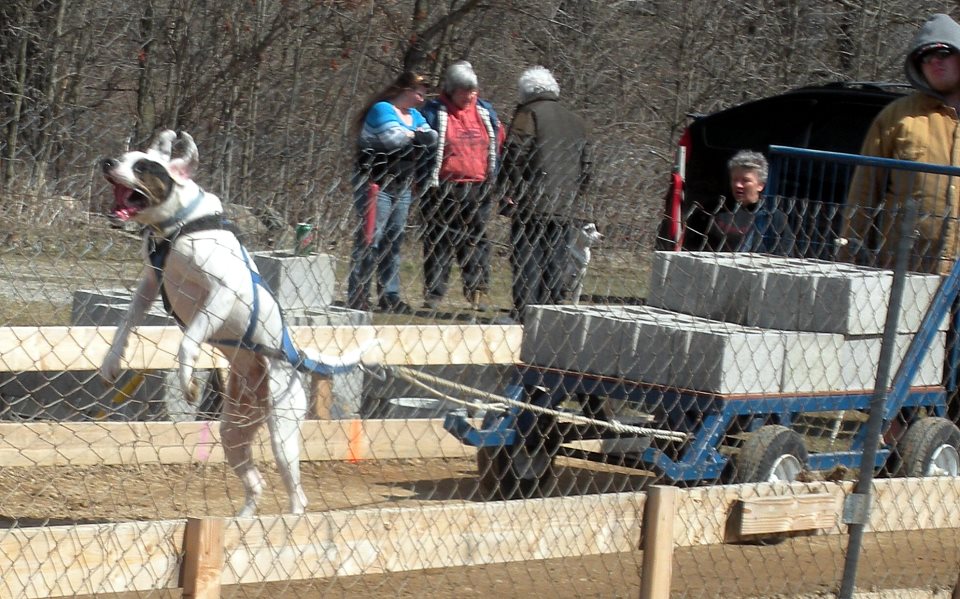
(347, 71, 437, 313)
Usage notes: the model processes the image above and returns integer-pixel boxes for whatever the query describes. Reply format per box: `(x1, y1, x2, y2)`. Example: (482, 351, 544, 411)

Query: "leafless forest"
(0, 0, 956, 250)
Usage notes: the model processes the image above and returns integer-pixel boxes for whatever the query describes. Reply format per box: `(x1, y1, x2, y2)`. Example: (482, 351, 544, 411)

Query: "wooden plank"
(640, 486, 677, 599)
(181, 517, 225, 599)
(0, 520, 184, 598)
(309, 374, 333, 419)
(734, 492, 840, 537)
(0, 419, 478, 467)
(673, 482, 851, 547)
(869, 477, 960, 532)
(0, 324, 522, 371)
(219, 493, 646, 584)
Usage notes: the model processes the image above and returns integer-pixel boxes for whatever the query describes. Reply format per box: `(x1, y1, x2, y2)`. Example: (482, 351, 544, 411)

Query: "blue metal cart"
(444, 147, 960, 499)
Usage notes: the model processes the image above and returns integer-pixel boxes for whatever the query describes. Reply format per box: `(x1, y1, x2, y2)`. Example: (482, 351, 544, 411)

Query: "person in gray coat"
(500, 66, 592, 321)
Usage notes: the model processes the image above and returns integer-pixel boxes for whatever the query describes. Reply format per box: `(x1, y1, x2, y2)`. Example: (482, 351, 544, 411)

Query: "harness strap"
(151, 214, 357, 376)
(208, 246, 357, 376)
(155, 188, 206, 231)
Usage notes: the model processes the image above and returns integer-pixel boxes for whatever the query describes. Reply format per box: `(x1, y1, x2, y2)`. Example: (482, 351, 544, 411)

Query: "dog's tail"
(294, 338, 379, 375)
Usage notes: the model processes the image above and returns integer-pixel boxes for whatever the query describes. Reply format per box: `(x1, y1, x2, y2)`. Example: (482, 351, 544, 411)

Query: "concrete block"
(838, 332, 945, 392)
(812, 268, 892, 336)
(617, 306, 684, 385)
(520, 305, 583, 370)
(781, 332, 844, 394)
(665, 313, 786, 394)
(900, 273, 948, 333)
(71, 289, 171, 326)
(282, 306, 371, 418)
(253, 251, 336, 311)
(892, 331, 946, 387)
(647, 252, 724, 317)
(569, 307, 623, 375)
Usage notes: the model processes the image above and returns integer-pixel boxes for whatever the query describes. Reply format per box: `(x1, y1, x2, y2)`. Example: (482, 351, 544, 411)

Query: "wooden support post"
(181, 516, 225, 599)
(640, 485, 677, 599)
(952, 565, 960, 599)
(310, 374, 333, 419)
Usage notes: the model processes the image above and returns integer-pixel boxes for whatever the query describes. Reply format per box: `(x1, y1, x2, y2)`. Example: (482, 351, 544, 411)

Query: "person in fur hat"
(419, 60, 505, 313)
(499, 65, 592, 322)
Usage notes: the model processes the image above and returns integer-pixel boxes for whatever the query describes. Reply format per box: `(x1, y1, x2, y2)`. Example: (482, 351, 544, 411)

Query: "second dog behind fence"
(568, 222, 603, 305)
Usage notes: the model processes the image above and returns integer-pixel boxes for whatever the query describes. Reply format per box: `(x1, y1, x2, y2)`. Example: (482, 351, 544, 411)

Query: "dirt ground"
(2, 457, 959, 598)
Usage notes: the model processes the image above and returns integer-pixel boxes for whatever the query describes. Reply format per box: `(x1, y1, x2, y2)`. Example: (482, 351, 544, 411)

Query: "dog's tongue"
(111, 183, 136, 221)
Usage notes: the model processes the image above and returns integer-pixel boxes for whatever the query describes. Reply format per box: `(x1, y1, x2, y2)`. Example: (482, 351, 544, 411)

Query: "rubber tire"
(897, 417, 960, 477)
(735, 425, 808, 484)
(476, 441, 558, 501)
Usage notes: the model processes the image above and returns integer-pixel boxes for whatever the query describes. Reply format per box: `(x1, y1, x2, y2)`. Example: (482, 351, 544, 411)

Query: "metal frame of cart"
(444, 146, 960, 498)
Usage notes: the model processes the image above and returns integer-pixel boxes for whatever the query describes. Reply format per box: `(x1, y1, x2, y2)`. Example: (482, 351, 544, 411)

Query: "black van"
(656, 82, 909, 252)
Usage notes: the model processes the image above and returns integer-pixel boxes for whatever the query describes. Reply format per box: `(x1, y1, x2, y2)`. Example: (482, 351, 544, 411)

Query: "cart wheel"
(476, 441, 558, 500)
(735, 425, 808, 483)
(897, 417, 960, 477)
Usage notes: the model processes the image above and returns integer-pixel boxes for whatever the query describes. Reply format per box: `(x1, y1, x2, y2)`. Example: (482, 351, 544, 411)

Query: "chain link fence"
(4, 128, 960, 597)
(2, 5, 960, 598)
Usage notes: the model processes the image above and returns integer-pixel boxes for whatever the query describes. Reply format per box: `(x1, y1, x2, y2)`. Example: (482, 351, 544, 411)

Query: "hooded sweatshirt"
(843, 13, 960, 274)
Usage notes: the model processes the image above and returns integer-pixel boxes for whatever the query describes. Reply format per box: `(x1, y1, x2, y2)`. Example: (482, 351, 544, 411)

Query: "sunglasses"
(920, 47, 956, 64)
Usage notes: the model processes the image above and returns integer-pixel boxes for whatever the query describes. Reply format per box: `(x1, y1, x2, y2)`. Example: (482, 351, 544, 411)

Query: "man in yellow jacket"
(844, 13, 960, 275)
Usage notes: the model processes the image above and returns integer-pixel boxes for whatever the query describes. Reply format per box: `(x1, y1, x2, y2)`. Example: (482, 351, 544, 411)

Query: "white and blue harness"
(147, 194, 353, 376)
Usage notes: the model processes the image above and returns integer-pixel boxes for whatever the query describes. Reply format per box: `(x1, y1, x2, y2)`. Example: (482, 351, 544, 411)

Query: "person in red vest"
(419, 61, 505, 313)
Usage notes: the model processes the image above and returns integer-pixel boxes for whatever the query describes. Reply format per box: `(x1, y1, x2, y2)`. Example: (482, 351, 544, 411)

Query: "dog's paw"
(184, 378, 203, 404)
(99, 355, 122, 383)
(179, 369, 203, 404)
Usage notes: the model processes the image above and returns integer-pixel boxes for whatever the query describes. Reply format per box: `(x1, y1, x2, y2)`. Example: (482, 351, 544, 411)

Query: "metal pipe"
(837, 198, 918, 599)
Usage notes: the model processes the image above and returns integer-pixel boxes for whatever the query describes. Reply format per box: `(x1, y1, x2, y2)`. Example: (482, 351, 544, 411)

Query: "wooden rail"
(0, 324, 523, 371)
(0, 419, 478, 466)
(3, 478, 959, 598)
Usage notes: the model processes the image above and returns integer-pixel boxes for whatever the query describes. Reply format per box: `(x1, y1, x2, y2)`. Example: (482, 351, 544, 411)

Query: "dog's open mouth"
(110, 182, 149, 221)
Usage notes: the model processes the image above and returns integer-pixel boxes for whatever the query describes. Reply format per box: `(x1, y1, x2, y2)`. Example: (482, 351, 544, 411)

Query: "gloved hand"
(413, 128, 438, 148)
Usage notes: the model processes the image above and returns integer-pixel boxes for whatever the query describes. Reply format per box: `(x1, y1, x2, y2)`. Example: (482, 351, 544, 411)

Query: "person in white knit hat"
(419, 60, 505, 313)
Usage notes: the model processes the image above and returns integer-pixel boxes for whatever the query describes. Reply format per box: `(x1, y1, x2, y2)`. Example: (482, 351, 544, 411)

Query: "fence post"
(640, 485, 677, 599)
(181, 516, 225, 599)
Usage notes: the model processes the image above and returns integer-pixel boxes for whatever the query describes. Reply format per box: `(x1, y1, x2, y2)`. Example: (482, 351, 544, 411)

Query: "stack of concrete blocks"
(521, 252, 946, 395)
(45, 251, 366, 421)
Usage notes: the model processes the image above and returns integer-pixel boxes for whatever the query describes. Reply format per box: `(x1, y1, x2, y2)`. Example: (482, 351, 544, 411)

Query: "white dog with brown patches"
(100, 130, 369, 516)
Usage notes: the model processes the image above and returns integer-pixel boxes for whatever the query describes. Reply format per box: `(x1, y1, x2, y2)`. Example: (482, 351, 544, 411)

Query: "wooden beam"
(219, 493, 646, 584)
(672, 482, 851, 547)
(2, 477, 960, 598)
(181, 517, 225, 599)
(0, 324, 523, 371)
(0, 419, 478, 467)
(0, 520, 184, 598)
(732, 492, 840, 539)
(640, 485, 677, 599)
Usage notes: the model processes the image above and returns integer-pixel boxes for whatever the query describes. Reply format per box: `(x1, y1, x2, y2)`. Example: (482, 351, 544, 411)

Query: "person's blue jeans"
(347, 178, 412, 307)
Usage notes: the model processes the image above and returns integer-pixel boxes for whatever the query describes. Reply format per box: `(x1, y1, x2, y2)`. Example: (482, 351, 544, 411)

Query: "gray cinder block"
(618, 306, 685, 385)
(781, 332, 844, 393)
(668, 316, 786, 395)
(253, 251, 336, 311)
(647, 252, 724, 317)
(812, 268, 892, 336)
(899, 273, 947, 333)
(837, 332, 946, 392)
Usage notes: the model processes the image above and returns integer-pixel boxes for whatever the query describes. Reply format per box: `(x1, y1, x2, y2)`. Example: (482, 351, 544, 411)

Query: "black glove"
(413, 129, 438, 148)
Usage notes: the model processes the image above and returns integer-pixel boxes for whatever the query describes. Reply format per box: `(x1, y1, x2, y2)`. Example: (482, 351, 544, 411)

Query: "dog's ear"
(167, 131, 199, 183)
(147, 129, 177, 160)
